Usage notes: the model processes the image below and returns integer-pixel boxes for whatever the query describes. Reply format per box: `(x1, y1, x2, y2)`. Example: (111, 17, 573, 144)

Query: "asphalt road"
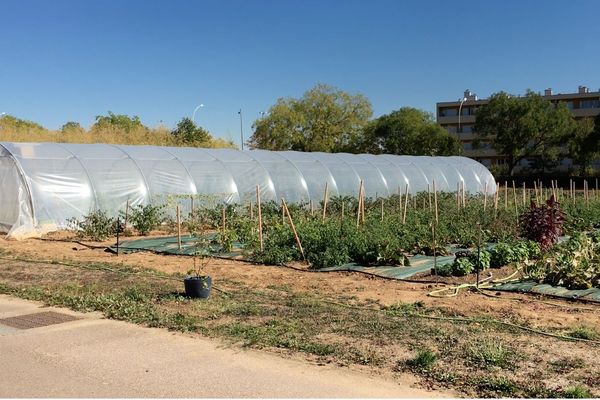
(0, 294, 450, 398)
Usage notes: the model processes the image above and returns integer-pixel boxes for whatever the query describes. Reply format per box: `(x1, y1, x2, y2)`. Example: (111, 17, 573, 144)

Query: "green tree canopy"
(171, 117, 211, 145)
(249, 84, 373, 152)
(356, 107, 461, 156)
(474, 91, 575, 175)
(567, 114, 600, 174)
(93, 112, 145, 133)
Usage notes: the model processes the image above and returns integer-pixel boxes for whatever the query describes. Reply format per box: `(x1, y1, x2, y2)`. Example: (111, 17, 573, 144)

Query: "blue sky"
(1, 0, 598, 145)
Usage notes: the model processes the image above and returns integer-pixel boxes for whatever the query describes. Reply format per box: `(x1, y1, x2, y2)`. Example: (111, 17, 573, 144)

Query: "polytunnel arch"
(0, 142, 496, 238)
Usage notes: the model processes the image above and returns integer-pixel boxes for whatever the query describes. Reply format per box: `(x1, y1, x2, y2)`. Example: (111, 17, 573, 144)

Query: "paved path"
(0, 295, 450, 398)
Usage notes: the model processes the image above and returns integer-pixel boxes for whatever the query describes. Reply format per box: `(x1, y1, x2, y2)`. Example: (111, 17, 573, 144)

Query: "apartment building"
(436, 86, 600, 170)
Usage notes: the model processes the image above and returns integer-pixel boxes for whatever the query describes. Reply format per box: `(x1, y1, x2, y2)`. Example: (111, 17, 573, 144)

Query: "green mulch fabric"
(489, 280, 600, 303)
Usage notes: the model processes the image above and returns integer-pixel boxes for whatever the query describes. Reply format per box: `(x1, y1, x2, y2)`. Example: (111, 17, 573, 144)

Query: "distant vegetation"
(0, 112, 236, 149)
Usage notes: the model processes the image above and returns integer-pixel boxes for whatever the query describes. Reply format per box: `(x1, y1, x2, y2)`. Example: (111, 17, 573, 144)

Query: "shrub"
(67, 210, 116, 241)
(561, 385, 593, 399)
(519, 196, 564, 251)
(127, 204, 165, 235)
(435, 263, 454, 277)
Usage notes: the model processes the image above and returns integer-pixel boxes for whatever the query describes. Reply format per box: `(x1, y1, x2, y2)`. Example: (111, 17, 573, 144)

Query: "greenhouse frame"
(0, 142, 496, 238)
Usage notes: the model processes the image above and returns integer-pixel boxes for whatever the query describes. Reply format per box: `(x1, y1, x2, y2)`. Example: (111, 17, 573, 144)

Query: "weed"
(406, 349, 437, 371)
(475, 376, 517, 397)
(468, 338, 514, 369)
(568, 326, 599, 340)
(549, 357, 585, 372)
(561, 384, 593, 399)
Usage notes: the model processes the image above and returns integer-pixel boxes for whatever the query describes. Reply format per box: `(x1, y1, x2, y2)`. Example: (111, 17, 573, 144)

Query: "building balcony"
(437, 115, 476, 125)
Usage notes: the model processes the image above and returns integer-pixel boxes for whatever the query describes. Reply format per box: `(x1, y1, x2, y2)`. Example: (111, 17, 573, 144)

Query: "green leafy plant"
(451, 257, 474, 276)
(127, 204, 165, 235)
(406, 349, 437, 371)
(67, 210, 116, 241)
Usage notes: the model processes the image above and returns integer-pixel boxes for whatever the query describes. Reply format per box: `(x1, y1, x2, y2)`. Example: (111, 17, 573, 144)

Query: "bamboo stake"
(402, 184, 409, 224)
(427, 183, 432, 211)
(462, 180, 466, 208)
(341, 201, 345, 220)
(124, 199, 130, 229)
(433, 180, 439, 224)
(361, 182, 366, 224)
(190, 196, 194, 218)
(176, 205, 182, 250)
(494, 183, 499, 218)
(534, 181, 538, 204)
(249, 202, 254, 220)
(256, 185, 263, 252)
(322, 182, 329, 222)
(221, 206, 226, 235)
(457, 182, 461, 209)
(282, 198, 305, 261)
(512, 180, 518, 221)
(281, 199, 285, 224)
(380, 198, 384, 222)
(356, 180, 363, 227)
(310, 200, 314, 217)
(522, 182, 526, 207)
(483, 181, 488, 212)
(504, 181, 508, 210)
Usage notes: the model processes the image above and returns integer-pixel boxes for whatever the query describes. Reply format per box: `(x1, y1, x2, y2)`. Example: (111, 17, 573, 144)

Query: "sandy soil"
(1, 232, 598, 334)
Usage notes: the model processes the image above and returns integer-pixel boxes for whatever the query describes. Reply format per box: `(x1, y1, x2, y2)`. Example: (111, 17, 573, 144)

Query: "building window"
(441, 108, 458, 117)
(580, 99, 600, 109)
(461, 125, 473, 133)
(565, 101, 574, 110)
(462, 142, 472, 151)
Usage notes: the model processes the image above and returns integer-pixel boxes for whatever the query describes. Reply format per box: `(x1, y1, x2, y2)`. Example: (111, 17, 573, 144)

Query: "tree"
(474, 91, 575, 175)
(355, 107, 461, 156)
(61, 121, 84, 134)
(92, 111, 145, 133)
(249, 84, 373, 152)
(566, 114, 600, 175)
(171, 117, 211, 145)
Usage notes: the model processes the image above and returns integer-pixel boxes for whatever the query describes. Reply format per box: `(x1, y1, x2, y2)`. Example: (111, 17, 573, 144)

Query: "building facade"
(436, 87, 600, 170)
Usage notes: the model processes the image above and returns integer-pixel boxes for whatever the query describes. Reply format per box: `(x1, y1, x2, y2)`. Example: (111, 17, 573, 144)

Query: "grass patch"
(406, 349, 437, 371)
(549, 356, 585, 372)
(474, 376, 517, 397)
(568, 325, 599, 340)
(561, 384, 593, 399)
(468, 338, 515, 369)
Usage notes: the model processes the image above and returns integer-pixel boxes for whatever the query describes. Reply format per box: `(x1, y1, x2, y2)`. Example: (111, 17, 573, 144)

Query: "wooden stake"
(534, 181, 538, 204)
(281, 198, 285, 224)
(433, 180, 439, 224)
(427, 183, 432, 211)
(504, 181, 508, 210)
(356, 180, 363, 227)
(282, 198, 305, 261)
(522, 182, 526, 207)
(361, 182, 366, 224)
(221, 206, 226, 236)
(483, 181, 488, 212)
(124, 199, 130, 229)
(341, 201, 345, 220)
(512, 180, 518, 221)
(457, 182, 461, 209)
(403, 184, 409, 224)
(256, 185, 263, 252)
(176, 205, 182, 250)
(322, 182, 329, 222)
(494, 183, 499, 218)
(380, 198, 384, 222)
(462, 180, 466, 208)
(249, 202, 254, 220)
(190, 195, 194, 218)
(310, 200, 314, 217)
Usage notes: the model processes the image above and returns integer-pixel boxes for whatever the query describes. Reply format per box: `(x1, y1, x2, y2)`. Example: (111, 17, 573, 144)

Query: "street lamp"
(238, 109, 244, 150)
(192, 104, 204, 124)
(457, 97, 467, 135)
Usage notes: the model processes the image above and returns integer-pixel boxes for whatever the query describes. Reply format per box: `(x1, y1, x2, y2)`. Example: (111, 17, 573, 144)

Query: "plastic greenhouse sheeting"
(0, 142, 496, 238)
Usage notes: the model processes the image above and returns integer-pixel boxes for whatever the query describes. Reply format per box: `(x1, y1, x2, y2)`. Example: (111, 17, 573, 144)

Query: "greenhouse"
(0, 142, 496, 238)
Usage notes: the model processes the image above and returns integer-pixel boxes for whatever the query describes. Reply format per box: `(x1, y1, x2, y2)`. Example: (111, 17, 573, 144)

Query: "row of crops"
(67, 187, 600, 290)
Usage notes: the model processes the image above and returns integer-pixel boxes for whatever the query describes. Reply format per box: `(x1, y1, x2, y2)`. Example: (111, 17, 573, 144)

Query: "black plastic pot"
(184, 276, 212, 299)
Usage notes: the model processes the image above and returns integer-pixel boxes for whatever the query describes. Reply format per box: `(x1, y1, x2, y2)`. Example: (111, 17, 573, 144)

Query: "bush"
(468, 249, 491, 271)
(127, 204, 165, 235)
(519, 196, 564, 251)
(67, 210, 116, 241)
(435, 263, 454, 277)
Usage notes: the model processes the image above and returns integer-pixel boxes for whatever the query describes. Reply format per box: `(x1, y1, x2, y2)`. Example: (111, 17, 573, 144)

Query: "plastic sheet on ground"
(109, 234, 245, 259)
(489, 280, 600, 303)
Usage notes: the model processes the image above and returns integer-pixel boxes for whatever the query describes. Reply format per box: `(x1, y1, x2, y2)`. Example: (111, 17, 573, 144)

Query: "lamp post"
(238, 109, 244, 150)
(457, 97, 467, 135)
(192, 104, 204, 124)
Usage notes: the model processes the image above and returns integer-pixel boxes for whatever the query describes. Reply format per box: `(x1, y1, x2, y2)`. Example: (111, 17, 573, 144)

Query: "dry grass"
(0, 117, 236, 148)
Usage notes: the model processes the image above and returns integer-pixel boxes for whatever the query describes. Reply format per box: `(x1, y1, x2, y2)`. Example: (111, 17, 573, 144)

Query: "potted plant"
(184, 231, 212, 299)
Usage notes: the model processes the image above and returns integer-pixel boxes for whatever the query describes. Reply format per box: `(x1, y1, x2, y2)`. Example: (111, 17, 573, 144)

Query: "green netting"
(319, 253, 457, 279)
(490, 280, 600, 303)
(110, 234, 245, 259)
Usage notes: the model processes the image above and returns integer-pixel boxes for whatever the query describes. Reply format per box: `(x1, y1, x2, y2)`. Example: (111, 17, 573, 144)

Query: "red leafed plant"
(519, 195, 565, 251)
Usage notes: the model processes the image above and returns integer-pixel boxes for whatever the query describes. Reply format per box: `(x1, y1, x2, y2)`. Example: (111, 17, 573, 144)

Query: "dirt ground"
(1, 231, 599, 334)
